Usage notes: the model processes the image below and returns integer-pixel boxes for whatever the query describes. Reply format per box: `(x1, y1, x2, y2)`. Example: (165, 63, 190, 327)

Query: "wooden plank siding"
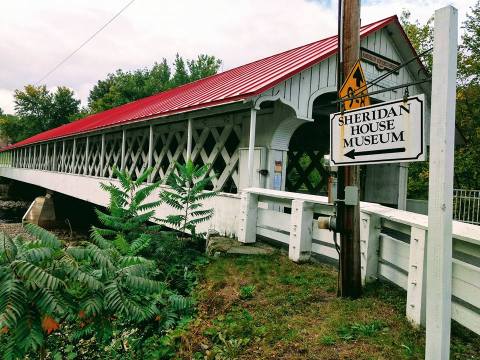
(253, 28, 425, 120)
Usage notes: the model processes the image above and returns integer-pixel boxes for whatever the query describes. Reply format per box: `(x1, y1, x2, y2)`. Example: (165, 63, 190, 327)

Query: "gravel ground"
(0, 223, 34, 240)
(0, 200, 30, 209)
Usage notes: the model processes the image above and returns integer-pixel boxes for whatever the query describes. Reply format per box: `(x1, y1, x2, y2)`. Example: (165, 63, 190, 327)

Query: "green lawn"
(178, 252, 480, 359)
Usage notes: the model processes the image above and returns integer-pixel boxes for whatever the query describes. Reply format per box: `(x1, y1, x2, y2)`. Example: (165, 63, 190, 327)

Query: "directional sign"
(330, 94, 425, 166)
(339, 61, 370, 110)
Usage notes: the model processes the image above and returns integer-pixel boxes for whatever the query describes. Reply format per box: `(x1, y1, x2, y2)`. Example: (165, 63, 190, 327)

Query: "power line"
(35, 0, 137, 85)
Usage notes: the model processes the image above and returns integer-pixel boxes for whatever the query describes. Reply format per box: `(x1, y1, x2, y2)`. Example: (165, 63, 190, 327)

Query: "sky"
(0, 0, 475, 114)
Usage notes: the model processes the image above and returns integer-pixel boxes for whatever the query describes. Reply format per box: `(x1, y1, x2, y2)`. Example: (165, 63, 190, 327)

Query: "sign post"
(426, 6, 458, 360)
(337, 0, 363, 298)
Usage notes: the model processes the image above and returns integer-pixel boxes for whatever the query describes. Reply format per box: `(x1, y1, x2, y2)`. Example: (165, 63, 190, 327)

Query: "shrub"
(0, 224, 77, 359)
(95, 166, 161, 248)
(159, 160, 217, 239)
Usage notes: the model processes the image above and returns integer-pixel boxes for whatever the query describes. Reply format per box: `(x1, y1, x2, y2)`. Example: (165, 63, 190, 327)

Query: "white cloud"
(0, 89, 15, 114)
(0, 0, 475, 113)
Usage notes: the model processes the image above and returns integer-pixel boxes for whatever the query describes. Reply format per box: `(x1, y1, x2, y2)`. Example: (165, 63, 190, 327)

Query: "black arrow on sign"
(353, 67, 364, 87)
(344, 147, 406, 160)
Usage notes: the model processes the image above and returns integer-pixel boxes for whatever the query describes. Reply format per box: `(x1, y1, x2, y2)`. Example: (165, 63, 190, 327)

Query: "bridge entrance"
(286, 92, 335, 196)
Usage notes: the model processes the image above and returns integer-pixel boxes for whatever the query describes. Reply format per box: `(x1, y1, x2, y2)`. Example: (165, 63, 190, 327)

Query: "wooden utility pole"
(337, 0, 362, 298)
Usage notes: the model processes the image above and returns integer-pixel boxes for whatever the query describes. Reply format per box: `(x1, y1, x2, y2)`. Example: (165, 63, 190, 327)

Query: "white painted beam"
(148, 125, 154, 182)
(84, 137, 89, 175)
(62, 141, 66, 172)
(186, 118, 193, 161)
(121, 129, 126, 171)
(247, 108, 257, 187)
(238, 191, 258, 243)
(52, 143, 57, 171)
(426, 6, 458, 360)
(407, 227, 427, 326)
(289, 199, 313, 262)
(100, 134, 105, 176)
(72, 138, 76, 173)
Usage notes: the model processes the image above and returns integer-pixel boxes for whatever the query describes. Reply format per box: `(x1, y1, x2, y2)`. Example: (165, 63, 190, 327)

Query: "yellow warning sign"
(339, 61, 370, 111)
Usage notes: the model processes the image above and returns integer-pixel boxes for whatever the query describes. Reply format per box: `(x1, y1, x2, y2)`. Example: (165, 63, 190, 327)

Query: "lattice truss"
(45, 143, 54, 171)
(35, 144, 45, 170)
(151, 122, 188, 183)
(25, 147, 33, 168)
(86, 135, 102, 176)
(18, 146, 34, 169)
(72, 138, 86, 175)
(286, 150, 329, 195)
(124, 127, 150, 180)
(59, 140, 74, 173)
(103, 132, 123, 178)
(190, 116, 242, 193)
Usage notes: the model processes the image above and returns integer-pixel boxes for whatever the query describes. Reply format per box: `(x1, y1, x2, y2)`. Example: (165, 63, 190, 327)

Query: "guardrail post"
(238, 191, 258, 243)
(360, 212, 381, 284)
(289, 199, 313, 262)
(407, 227, 427, 326)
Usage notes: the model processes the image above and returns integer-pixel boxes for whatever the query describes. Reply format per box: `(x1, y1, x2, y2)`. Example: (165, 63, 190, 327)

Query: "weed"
(239, 284, 256, 299)
(320, 335, 336, 346)
(338, 320, 387, 341)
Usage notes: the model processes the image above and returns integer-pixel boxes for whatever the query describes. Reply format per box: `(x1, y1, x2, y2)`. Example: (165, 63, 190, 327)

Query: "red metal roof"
(7, 15, 401, 150)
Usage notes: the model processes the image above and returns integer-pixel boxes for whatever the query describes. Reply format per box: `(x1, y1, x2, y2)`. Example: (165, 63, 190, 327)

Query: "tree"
(459, 0, 480, 85)
(454, 0, 480, 190)
(0, 85, 80, 143)
(188, 54, 222, 82)
(170, 54, 190, 88)
(400, 10, 433, 72)
(402, 2, 480, 197)
(159, 160, 217, 238)
(88, 54, 222, 113)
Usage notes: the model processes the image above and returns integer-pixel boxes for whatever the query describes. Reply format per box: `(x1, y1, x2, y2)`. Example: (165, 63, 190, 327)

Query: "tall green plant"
(159, 160, 217, 237)
(0, 224, 76, 359)
(67, 228, 167, 343)
(68, 166, 189, 343)
(95, 166, 161, 251)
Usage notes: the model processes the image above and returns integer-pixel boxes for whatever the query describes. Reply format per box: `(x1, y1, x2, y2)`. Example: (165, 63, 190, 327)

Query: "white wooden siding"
(254, 27, 425, 119)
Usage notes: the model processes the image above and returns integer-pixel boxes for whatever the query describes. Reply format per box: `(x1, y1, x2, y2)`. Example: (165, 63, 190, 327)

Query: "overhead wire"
(314, 47, 433, 111)
(335, 47, 433, 105)
(35, 0, 137, 84)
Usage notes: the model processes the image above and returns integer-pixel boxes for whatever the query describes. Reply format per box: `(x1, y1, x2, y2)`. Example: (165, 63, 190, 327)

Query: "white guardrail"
(238, 187, 480, 335)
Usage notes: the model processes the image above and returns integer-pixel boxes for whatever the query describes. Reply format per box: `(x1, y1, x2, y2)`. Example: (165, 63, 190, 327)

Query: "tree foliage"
(88, 54, 221, 113)
(0, 85, 80, 143)
(400, 10, 433, 72)
(402, 2, 480, 198)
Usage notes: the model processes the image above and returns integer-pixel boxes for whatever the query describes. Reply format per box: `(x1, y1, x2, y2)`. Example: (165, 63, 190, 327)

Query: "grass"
(177, 251, 480, 359)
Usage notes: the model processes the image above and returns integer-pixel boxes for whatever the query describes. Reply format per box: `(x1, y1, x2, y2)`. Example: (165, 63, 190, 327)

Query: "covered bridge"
(0, 15, 430, 235)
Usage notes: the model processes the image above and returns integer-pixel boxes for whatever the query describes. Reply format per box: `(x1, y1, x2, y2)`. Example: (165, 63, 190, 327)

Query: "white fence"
(453, 189, 480, 225)
(238, 187, 480, 335)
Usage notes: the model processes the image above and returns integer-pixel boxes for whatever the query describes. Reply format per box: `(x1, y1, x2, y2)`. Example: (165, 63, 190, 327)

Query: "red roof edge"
(2, 15, 423, 152)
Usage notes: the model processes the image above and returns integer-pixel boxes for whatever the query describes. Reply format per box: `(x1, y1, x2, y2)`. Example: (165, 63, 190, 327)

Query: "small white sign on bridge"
(330, 94, 425, 166)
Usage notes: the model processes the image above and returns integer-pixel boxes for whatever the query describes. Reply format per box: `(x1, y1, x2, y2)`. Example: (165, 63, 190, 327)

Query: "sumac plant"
(159, 160, 217, 238)
(0, 224, 74, 359)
